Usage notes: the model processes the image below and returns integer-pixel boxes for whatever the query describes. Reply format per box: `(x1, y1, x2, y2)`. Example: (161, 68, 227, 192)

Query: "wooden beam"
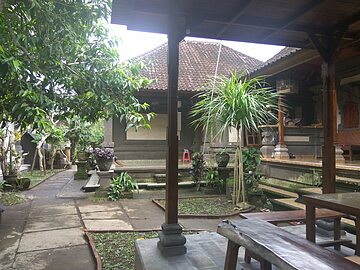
(261, 0, 325, 42)
(307, 29, 347, 194)
(278, 96, 285, 145)
(216, 0, 253, 38)
(165, 6, 185, 225)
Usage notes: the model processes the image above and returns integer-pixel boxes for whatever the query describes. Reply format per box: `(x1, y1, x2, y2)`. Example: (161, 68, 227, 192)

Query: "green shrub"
(107, 172, 138, 201)
(205, 168, 223, 192)
(190, 152, 205, 190)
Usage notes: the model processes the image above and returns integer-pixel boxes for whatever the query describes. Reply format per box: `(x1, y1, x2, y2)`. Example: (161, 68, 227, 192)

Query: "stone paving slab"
(0, 225, 23, 270)
(57, 179, 89, 199)
(77, 202, 121, 213)
(179, 218, 231, 232)
(121, 199, 164, 219)
(28, 203, 77, 218)
(81, 211, 126, 220)
(130, 218, 162, 231)
(13, 245, 95, 270)
(24, 214, 81, 233)
(82, 219, 133, 231)
(18, 228, 86, 253)
(135, 232, 247, 270)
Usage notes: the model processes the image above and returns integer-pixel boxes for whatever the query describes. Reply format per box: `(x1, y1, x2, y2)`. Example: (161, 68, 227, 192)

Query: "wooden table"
(303, 192, 360, 255)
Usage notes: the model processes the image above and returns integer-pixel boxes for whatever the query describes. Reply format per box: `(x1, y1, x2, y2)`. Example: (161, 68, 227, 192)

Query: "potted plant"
(191, 72, 279, 207)
(215, 149, 230, 168)
(190, 152, 205, 191)
(107, 172, 139, 200)
(93, 148, 114, 171)
(203, 168, 224, 194)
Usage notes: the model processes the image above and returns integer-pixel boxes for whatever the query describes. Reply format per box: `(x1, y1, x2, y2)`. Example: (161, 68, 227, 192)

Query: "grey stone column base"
(158, 223, 187, 256)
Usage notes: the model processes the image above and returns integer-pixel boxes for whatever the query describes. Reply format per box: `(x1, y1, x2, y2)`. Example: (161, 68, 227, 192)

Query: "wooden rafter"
(215, 0, 253, 38)
(261, 0, 325, 42)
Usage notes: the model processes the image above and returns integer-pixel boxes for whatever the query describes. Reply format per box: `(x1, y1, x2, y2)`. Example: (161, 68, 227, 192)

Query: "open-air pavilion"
(111, 0, 360, 269)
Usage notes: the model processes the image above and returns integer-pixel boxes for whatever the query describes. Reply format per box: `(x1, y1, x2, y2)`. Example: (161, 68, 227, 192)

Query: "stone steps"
(272, 198, 305, 210)
(259, 184, 298, 198)
(82, 171, 100, 192)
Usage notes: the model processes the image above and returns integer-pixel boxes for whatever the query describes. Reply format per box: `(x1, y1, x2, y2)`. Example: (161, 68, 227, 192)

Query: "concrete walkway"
(0, 169, 242, 270)
(0, 169, 94, 270)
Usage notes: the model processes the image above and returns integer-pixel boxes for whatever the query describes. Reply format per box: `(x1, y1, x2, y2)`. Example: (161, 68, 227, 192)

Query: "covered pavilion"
(111, 0, 360, 259)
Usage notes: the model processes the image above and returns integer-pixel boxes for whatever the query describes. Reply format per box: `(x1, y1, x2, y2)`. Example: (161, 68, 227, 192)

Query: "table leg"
(356, 216, 360, 255)
(224, 240, 240, 270)
(306, 204, 316, 243)
(334, 217, 341, 251)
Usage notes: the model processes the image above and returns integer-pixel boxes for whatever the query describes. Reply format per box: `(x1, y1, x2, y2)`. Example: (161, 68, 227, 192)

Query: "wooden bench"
(217, 218, 358, 270)
(240, 209, 350, 263)
(240, 209, 346, 225)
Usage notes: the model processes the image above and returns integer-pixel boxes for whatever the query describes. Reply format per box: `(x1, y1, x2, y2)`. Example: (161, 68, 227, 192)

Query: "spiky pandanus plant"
(190, 72, 279, 207)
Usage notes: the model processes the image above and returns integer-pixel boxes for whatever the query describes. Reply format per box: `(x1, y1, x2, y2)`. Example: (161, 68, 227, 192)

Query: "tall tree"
(0, 0, 152, 130)
(191, 72, 279, 207)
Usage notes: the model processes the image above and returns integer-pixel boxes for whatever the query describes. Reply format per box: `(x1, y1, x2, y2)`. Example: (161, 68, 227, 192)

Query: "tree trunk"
(38, 147, 44, 173)
(50, 146, 56, 171)
(30, 149, 38, 174)
(234, 126, 246, 206)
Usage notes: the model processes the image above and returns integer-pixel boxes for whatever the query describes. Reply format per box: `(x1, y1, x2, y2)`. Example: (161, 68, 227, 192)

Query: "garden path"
(0, 169, 95, 270)
(0, 168, 242, 270)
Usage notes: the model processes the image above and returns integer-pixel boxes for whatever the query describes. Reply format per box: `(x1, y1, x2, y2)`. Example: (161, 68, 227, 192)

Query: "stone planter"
(215, 152, 230, 168)
(77, 151, 89, 161)
(96, 158, 113, 171)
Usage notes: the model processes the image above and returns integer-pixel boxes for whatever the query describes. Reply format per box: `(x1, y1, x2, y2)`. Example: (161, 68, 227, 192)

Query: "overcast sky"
(109, 24, 284, 62)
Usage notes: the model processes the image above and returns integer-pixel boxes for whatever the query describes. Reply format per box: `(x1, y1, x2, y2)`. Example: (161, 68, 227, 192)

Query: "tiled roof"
(133, 40, 263, 92)
(249, 47, 301, 74)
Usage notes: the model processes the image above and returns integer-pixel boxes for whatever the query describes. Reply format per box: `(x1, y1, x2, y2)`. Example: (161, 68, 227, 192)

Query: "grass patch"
(92, 231, 196, 270)
(0, 191, 26, 206)
(20, 169, 63, 188)
(92, 231, 158, 270)
(155, 197, 237, 215)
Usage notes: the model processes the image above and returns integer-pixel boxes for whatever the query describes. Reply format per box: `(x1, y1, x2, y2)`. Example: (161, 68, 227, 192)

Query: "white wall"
(126, 113, 181, 140)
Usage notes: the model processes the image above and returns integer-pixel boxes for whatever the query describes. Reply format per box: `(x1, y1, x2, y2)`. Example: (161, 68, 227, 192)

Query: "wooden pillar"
(322, 60, 336, 194)
(274, 95, 289, 159)
(278, 96, 285, 145)
(308, 28, 346, 194)
(157, 5, 186, 256)
(165, 28, 180, 225)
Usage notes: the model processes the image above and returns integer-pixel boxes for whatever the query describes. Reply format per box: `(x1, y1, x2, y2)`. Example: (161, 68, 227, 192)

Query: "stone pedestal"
(273, 144, 289, 159)
(158, 223, 186, 256)
(335, 145, 345, 163)
(260, 128, 276, 158)
(97, 170, 114, 195)
(74, 161, 88, 180)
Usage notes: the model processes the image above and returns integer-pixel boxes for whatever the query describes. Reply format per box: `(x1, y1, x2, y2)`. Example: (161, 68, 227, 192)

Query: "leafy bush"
(205, 168, 223, 192)
(93, 148, 115, 160)
(243, 147, 262, 192)
(190, 152, 205, 190)
(108, 172, 138, 201)
(298, 169, 322, 186)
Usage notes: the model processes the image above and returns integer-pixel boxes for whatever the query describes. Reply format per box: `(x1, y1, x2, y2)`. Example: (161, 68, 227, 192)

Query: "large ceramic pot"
(96, 157, 113, 171)
(215, 152, 230, 168)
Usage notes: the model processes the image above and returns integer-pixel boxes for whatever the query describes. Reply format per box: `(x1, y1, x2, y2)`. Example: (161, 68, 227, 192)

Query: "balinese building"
(251, 45, 360, 184)
(104, 39, 262, 160)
